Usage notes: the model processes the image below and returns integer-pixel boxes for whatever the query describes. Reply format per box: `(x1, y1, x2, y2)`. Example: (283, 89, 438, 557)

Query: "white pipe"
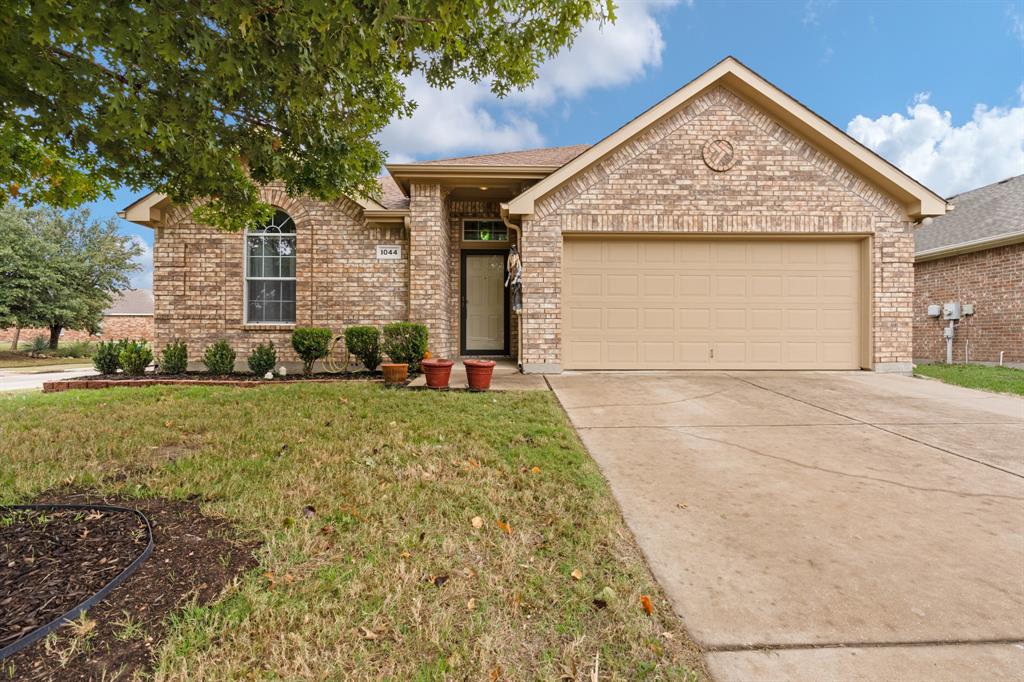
(1000, 351, 1005, 367)
(945, 320, 954, 365)
(965, 339, 970, 365)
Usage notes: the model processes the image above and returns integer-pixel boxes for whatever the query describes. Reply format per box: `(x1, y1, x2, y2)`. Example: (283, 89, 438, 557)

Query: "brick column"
(408, 183, 456, 358)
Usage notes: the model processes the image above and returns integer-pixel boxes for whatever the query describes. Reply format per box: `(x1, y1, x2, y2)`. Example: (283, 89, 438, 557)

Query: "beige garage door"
(562, 237, 864, 370)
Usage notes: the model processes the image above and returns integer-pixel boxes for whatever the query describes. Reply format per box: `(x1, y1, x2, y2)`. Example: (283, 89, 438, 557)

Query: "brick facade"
(913, 243, 1024, 364)
(153, 186, 408, 367)
(408, 183, 455, 359)
(0, 315, 154, 346)
(520, 85, 915, 372)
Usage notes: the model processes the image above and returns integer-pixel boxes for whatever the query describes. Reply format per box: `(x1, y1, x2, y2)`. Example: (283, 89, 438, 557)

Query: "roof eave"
(386, 164, 561, 194)
(118, 192, 170, 227)
(915, 230, 1024, 262)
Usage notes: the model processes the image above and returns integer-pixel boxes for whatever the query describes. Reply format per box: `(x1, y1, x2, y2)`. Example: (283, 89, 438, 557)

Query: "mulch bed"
(43, 370, 420, 393)
(2, 491, 257, 681)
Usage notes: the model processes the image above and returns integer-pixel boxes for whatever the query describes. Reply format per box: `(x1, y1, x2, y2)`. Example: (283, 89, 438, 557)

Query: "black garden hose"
(0, 503, 154, 660)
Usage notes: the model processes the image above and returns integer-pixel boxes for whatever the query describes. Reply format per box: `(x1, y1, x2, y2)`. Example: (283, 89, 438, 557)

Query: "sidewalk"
(0, 364, 95, 392)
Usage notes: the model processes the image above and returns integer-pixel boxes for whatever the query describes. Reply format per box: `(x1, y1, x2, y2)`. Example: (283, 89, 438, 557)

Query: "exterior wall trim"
(914, 230, 1024, 262)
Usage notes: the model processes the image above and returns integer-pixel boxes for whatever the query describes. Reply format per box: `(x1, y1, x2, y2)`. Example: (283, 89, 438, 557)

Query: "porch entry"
(461, 251, 509, 354)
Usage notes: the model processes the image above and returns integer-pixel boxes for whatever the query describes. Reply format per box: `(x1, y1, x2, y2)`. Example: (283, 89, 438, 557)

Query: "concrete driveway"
(548, 371, 1024, 681)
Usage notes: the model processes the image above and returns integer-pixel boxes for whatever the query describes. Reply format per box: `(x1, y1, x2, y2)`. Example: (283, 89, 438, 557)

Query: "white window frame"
(243, 210, 297, 325)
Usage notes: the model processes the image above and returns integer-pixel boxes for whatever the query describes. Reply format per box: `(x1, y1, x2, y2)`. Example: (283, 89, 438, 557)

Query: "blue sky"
(90, 0, 1024, 289)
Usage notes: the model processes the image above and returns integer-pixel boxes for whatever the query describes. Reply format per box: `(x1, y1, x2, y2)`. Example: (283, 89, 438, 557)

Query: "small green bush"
(383, 322, 429, 372)
(93, 340, 124, 374)
(30, 335, 47, 354)
(118, 340, 154, 376)
(203, 339, 237, 375)
(291, 327, 332, 375)
(61, 340, 94, 358)
(160, 339, 188, 374)
(344, 326, 382, 372)
(248, 342, 277, 376)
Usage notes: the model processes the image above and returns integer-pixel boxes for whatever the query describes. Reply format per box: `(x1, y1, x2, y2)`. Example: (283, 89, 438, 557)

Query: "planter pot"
(381, 363, 409, 386)
(463, 359, 497, 391)
(421, 358, 454, 389)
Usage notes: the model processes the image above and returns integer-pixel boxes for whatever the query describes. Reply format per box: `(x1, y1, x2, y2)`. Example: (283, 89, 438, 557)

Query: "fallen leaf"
(661, 631, 675, 640)
(400, 551, 411, 559)
(359, 626, 378, 640)
(490, 667, 502, 681)
(530, 466, 541, 474)
(467, 458, 481, 468)
(320, 524, 335, 535)
(466, 598, 476, 610)
(496, 519, 512, 535)
(432, 574, 449, 587)
(640, 594, 653, 616)
(283, 573, 295, 584)
(471, 516, 483, 529)
(302, 505, 316, 518)
(264, 572, 276, 589)
(570, 569, 583, 581)
(164, 420, 173, 428)
(676, 503, 688, 510)
(592, 598, 607, 610)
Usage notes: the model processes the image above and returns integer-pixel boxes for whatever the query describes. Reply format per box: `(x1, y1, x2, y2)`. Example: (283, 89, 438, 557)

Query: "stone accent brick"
(153, 185, 408, 365)
(521, 85, 915, 370)
(913, 242, 1024, 363)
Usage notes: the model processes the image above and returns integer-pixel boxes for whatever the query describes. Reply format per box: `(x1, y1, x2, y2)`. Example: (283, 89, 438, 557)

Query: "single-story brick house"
(121, 57, 947, 373)
(913, 175, 1023, 366)
(0, 288, 154, 347)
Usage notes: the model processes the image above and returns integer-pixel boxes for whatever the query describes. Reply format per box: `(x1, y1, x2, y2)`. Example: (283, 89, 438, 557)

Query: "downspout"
(500, 204, 523, 371)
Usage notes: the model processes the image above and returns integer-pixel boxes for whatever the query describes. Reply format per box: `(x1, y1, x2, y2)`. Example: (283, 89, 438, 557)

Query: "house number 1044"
(376, 245, 402, 260)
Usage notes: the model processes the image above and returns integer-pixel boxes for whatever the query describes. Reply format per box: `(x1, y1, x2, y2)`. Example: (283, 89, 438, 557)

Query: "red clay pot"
(381, 363, 409, 385)
(421, 358, 455, 389)
(463, 359, 496, 391)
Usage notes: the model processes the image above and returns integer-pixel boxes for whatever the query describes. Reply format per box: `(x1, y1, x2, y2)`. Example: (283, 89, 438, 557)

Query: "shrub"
(383, 322, 429, 372)
(29, 335, 47, 354)
(248, 342, 277, 376)
(291, 327, 332, 375)
(118, 340, 154, 376)
(60, 340, 94, 358)
(160, 339, 188, 374)
(93, 340, 124, 374)
(203, 339, 237, 375)
(344, 326, 382, 372)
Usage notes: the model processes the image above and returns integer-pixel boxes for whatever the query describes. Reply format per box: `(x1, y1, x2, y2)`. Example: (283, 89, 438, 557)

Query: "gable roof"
(104, 288, 153, 316)
(506, 56, 947, 219)
(915, 174, 1024, 260)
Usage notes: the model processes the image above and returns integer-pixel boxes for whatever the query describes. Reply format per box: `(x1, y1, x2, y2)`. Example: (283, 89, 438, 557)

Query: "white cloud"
(1009, 4, 1024, 44)
(378, 1, 677, 161)
(129, 236, 153, 289)
(847, 93, 1024, 197)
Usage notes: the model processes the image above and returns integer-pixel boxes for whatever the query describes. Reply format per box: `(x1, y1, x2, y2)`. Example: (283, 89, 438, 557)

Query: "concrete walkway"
(548, 371, 1024, 681)
(408, 358, 546, 391)
(0, 365, 95, 392)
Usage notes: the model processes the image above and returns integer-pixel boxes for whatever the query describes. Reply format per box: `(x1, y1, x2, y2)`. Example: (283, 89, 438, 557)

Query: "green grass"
(914, 363, 1024, 396)
(0, 350, 94, 369)
(0, 384, 706, 680)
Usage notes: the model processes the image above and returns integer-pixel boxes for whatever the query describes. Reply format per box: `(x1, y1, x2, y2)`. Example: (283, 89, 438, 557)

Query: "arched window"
(245, 209, 296, 323)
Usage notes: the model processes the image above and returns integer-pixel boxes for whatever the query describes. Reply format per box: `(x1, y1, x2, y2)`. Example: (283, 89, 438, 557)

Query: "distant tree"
(0, 1, 612, 231)
(0, 204, 142, 348)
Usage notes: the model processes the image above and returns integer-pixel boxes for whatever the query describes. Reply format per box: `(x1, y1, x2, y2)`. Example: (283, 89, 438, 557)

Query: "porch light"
(479, 186, 488, 190)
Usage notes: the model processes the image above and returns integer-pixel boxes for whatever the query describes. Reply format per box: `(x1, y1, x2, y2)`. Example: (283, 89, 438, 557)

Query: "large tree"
(0, 1, 612, 230)
(0, 204, 142, 348)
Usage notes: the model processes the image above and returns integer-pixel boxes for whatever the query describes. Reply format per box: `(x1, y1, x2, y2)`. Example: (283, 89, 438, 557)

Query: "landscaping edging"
(42, 377, 384, 393)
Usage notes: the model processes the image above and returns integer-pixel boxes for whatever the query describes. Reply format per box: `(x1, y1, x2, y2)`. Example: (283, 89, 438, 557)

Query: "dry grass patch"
(0, 384, 706, 680)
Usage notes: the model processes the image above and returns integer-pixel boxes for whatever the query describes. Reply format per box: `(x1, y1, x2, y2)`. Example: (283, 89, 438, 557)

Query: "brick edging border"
(42, 378, 381, 393)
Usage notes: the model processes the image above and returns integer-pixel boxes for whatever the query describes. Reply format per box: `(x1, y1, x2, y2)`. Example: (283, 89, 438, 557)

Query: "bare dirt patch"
(3, 491, 257, 681)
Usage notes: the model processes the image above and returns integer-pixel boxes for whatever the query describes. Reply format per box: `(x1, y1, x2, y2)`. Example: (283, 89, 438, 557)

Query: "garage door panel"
(562, 238, 863, 370)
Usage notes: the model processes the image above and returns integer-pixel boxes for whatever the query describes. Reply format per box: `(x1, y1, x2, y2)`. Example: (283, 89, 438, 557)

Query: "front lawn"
(914, 363, 1024, 396)
(0, 350, 94, 369)
(0, 384, 705, 680)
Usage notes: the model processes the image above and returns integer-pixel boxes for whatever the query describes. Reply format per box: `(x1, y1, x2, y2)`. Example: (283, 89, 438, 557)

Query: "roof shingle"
(104, 289, 153, 315)
(915, 175, 1024, 253)
(405, 144, 592, 167)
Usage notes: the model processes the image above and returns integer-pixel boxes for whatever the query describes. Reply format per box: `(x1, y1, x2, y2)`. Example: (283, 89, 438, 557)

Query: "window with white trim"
(463, 219, 508, 242)
(245, 209, 296, 323)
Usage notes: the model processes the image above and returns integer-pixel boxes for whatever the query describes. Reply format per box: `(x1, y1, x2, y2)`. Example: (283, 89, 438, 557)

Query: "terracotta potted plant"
(463, 359, 497, 391)
(421, 358, 454, 389)
(381, 363, 408, 385)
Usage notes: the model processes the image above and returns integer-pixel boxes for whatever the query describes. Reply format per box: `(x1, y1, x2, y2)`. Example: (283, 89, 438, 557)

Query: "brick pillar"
(408, 183, 455, 358)
(519, 215, 562, 373)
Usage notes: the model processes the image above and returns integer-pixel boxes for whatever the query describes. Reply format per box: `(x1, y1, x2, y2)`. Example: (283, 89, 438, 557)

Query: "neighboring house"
(913, 175, 1024, 366)
(0, 289, 155, 346)
(120, 57, 946, 373)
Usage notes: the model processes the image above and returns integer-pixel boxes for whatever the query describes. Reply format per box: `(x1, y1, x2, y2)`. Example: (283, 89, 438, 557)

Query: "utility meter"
(927, 304, 941, 317)
(942, 302, 961, 320)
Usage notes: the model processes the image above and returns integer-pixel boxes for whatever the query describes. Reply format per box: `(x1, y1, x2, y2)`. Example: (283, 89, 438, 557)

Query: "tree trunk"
(48, 325, 62, 350)
(9, 326, 20, 351)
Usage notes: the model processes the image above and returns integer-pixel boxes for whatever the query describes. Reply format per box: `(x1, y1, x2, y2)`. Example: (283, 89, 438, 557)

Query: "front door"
(462, 252, 507, 354)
